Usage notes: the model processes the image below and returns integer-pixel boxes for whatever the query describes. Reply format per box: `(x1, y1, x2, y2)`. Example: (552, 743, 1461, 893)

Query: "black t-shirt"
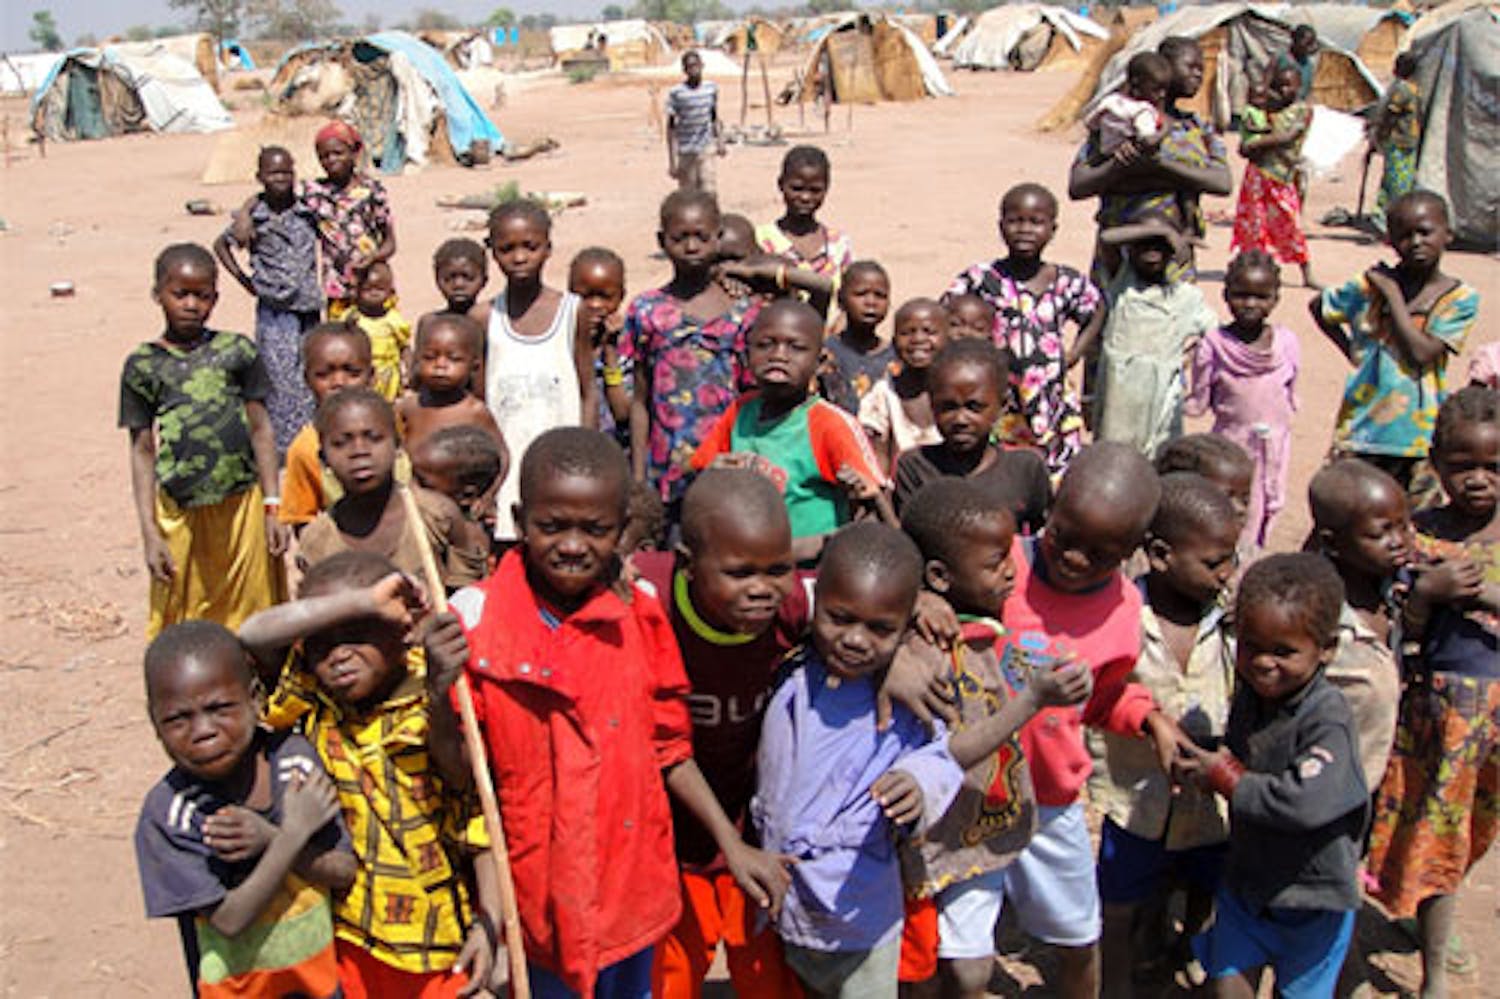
(893, 443, 1052, 535)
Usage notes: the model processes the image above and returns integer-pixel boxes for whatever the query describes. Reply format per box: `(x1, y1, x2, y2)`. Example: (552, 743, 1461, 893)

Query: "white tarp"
(951, 6, 1108, 70)
(549, 19, 668, 54)
(1300, 104, 1367, 177)
(33, 43, 231, 136)
(0, 52, 59, 94)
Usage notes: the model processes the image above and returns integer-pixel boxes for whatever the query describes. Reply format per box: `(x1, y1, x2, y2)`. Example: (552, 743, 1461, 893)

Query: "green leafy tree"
(487, 7, 516, 28)
(601, 4, 624, 19)
(166, 0, 248, 43)
(803, 0, 845, 14)
(29, 10, 64, 51)
(125, 24, 155, 41)
(413, 8, 459, 30)
(631, 0, 729, 24)
(251, 0, 342, 40)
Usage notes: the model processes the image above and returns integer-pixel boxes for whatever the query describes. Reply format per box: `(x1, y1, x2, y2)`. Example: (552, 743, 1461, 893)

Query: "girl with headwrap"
(302, 121, 398, 319)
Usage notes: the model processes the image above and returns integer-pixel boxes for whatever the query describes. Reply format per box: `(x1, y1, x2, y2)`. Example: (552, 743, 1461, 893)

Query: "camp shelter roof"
(950, 5, 1109, 71)
(0, 52, 61, 95)
(549, 19, 674, 69)
(703, 17, 787, 55)
(790, 13, 952, 103)
(1407, 3, 1498, 248)
(111, 33, 219, 90)
(30, 43, 232, 140)
(270, 31, 503, 172)
(1278, 3, 1413, 76)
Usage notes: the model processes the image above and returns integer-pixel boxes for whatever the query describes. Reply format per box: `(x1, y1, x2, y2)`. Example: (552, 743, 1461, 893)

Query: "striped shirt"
(667, 81, 719, 153)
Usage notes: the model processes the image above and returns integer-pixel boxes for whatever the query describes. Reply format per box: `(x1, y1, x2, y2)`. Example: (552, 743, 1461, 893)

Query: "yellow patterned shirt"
(264, 650, 487, 973)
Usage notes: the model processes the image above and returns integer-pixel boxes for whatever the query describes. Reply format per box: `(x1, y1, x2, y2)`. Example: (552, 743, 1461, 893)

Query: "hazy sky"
(2, 1, 710, 51)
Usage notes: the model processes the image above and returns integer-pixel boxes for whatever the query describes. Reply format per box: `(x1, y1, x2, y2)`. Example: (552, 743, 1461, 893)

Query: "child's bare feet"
(1300, 262, 1323, 291)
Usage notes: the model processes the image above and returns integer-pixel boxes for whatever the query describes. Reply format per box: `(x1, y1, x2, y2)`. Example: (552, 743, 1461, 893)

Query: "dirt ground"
(0, 61, 1494, 998)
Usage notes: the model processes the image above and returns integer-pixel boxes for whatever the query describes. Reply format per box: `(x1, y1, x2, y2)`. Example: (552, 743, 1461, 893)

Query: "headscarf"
(315, 120, 362, 150)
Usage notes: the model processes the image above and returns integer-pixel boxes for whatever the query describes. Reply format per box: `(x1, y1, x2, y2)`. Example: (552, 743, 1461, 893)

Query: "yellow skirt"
(148, 487, 285, 638)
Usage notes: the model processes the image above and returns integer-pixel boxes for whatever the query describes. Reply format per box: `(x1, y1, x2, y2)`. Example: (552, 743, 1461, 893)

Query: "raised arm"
(239, 574, 425, 677)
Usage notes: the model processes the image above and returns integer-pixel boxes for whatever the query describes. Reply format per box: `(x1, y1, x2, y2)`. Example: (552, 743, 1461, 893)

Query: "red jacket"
(455, 551, 693, 994)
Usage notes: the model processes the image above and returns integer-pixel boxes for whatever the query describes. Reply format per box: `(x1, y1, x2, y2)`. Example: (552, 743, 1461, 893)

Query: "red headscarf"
(314, 120, 362, 150)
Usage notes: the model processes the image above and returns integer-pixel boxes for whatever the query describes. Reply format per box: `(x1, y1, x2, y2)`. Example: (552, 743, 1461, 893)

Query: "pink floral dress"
(300, 174, 392, 308)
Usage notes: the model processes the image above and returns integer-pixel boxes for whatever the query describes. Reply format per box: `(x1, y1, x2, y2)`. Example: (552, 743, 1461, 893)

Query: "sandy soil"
(0, 62, 1494, 998)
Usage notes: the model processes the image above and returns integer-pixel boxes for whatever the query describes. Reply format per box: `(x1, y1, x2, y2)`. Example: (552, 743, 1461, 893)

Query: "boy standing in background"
(666, 51, 724, 194)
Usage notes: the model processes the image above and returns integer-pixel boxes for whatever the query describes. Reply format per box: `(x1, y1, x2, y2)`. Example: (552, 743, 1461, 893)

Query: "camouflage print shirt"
(118, 330, 270, 508)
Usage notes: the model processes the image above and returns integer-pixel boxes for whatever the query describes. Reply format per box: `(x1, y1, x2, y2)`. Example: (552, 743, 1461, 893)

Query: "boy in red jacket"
(428, 428, 788, 997)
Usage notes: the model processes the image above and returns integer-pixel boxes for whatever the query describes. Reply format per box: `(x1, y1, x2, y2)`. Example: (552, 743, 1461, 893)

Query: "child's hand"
(1143, 710, 1196, 777)
(871, 770, 925, 827)
(265, 515, 290, 558)
(835, 463, 880, 502)
(723, 841, 795, 920)
(202, 805, 277, 863)
(1411, 556, 1484, 606)
(280, 769, 340, 841)
(424, 612, 470, 697)
(1364, 266, 1400, 303)
(142, 530, 176, 583)
(370, 571, 429, 632)
(1028, 657, 1093, 710)
(1172, 742, 1244, 798)
(453, 915, 495, 998)
(910, 590, 960, 651)
(878, 638, 958, 733)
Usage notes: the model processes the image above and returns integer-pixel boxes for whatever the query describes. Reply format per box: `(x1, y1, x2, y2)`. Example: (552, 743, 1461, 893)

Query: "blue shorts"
(1096, 817, 1228, 904)
(1193, 889, 1355, 998)
(530, 947, 652, 999)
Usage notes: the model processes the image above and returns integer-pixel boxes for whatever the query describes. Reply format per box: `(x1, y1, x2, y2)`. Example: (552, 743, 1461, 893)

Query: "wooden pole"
(740, 50, 751, 128)
(399, 486, 530, 999)
(759, 54, 773, 130)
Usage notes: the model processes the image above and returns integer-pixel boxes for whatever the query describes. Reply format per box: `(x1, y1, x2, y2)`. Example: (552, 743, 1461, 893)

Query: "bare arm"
(574, 309, 600, 431)
(239, 574, 424, 675)
(214, 233, 256, 297)
(246, 400, 289, 557)
(664, 759, 792, 916)
(1067, 302, 1107, 368)
(1308, 294, 1353, 362)
(130, 427, 174, 583)
(630, 360, 651, 482)
(599, 333, 633, 426)
(1367, 270, 1449, 368)
(423, 612, 473, 792)
(295, 844, 357, 892)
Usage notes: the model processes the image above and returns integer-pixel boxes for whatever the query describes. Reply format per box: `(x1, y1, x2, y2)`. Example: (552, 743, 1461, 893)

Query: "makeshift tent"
(789, 13, 952, 103)
(1047, 4, 1384, 131)
(417, 31, 496, 69)
(949, 5, 1109, 72)
(549, 20, 674, 70)
(269, 31, 503, 172)
(219, 39, 255, 71)
(31, 43, 232, 141)
(111, 33, 220, 91)
(707, 17, 788, 56)
(1406, 3, 1498, 248)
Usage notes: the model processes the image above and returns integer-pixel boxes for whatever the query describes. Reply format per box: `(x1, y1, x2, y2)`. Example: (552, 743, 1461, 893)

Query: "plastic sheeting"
(30, 44, 232, 140)
(950, 6, 1108, 71)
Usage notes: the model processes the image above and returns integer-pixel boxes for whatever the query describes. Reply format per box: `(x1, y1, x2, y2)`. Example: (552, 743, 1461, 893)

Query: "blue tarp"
(364, 31, 503, 159)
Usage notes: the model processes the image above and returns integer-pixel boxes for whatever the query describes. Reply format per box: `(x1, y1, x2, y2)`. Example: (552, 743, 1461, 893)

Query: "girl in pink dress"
(1187, 251, 1300, 548)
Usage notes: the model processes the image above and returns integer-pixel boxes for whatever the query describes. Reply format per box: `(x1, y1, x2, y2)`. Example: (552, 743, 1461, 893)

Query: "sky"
(2, 1, 703, 52)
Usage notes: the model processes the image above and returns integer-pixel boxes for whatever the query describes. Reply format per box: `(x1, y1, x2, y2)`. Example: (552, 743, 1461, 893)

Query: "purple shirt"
(752, 647, 963, 952)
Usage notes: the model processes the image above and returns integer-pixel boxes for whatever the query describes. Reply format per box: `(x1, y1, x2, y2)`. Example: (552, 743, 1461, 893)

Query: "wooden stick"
(399, 485, 530, 998)
(759, 54, 773, 129)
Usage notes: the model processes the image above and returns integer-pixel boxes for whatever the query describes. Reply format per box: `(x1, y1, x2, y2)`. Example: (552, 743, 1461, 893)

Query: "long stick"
(400, 486, 530, 998)
(1355, 147, 1373, 222)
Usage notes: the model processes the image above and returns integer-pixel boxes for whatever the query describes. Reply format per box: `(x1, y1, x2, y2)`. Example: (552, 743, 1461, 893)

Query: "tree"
(125, 24, 156, 41)
(29, 10, 63, 51)
(413, 8, 459, 30)
(167, 0, 248, 43)
(803, 0, 845, 14)
(74, 31, 99, 47)
(486, 7, 516, 28)
(601, 4, 624, 19)
(630, 0, 729, 24)
(251, 0, 342, 40)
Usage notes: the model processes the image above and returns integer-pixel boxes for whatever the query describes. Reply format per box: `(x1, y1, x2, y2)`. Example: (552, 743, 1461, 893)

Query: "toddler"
(1187, 251, 1300, 548)
(410, 423, 508, 537)
(943, 294, 996, 342)
(395, 313, 505, 455)
(1312, 190, 1479, 493)
(431, 237, 489, 322)
(570, 247, 633, 447)
(349, 260, 411, 402)
(861, 298, 949, 474)
(1231, 63, 1318, 289)
(755, 523, 964, 998)
(215, 145, 322, 456)
(1086, 51, 1173, 162)
(892, 338, 1051, 535)
(824, 259, 895, 408)
(1178, 554, 1368, 998)
(280, 323, 373, 530)
(135, 621, 353, 996)
(120, 243, 287, 636)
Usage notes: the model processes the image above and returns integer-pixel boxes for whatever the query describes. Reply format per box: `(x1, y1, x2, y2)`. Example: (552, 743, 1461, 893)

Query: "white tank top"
(486, 290, 581, 537)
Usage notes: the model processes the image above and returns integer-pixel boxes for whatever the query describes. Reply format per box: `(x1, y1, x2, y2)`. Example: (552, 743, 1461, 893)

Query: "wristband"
(262, 495, 281, 508)
(1205, 754, 1246, 798)
(602, 365, 624, 387)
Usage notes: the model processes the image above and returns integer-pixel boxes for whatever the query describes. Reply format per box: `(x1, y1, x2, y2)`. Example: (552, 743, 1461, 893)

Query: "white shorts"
(1001, 802, 1102, 947)
(936, 867, 1008, 959)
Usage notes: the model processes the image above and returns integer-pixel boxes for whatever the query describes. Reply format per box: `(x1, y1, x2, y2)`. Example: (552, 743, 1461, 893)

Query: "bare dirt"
(0, 60, 1494, 998)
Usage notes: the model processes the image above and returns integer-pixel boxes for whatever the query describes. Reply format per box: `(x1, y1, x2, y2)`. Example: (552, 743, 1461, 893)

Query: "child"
(1187, 251, 1300, 548)
(947, 183, 1101, 476)
(999, 442, 1188, 998)
(1367, 386, 1499, 998)
(431, 237, 489, 321)
(570, 247, 633, 448)
(824, 260, 895, 409)
(1370, 53, 1421, 233)
(395, 313, 506, 455)
(860, 298, 949, 474)
(692, 299, 889, 563)
(411, 423, 507, 537)
(1086, 52, 1172, 163)
(120, 243, 287, 637)
(1090, 474, 1240, 993)
(240, 553, 498, 996)
(754, 523, 964, 997)
(297, 388, 488, 590)
(1312, 190, 1479, 494)
(347, 260, 411, 402)
(626, 190, 761, 512)
(1091, 213, 1217, 459)
(666, 50, 724, 193)
(757, 145, 854, 296)
(1309, 458, 1409, 792)
(943, 294, 996, 342)
(898, 481, 1092, 999)
(215, 145, 322, 457)
(1231, 63, 1318, 289)
(482, 199, 595, 538)
(1155, 433, 1255, 531)
(623, 479, 669, 555)
(892, 339, 1051, 536)
(281, 323, 374, 530)
(134, 620, 354, 997)
(438, 427, 789, 996)
(302, 121, 396, 319)
(1177, 553, 1369, 998)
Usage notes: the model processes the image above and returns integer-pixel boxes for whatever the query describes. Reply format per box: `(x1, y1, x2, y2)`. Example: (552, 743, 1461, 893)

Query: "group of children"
(124, 97, 1492, 999)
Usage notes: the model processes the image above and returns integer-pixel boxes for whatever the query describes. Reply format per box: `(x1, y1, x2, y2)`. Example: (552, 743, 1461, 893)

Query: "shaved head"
(1308, 458, 1402, 528)
(681, 468, 790, 553)
(1056, 441, 1162, 538)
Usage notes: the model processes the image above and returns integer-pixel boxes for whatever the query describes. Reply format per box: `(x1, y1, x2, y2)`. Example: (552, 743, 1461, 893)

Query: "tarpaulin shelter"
(948, 5, 1110, 72)
(268, 31, 503, 172)
(1406, 1, 1498, 248)
(549, 20, 675, 70)
(115, 33, 220, 90)
(1044, 4, 1384, 131)
(789, 13, 953, 103)
(706, 17, 788, 56)
(30, 43, 232, 141)
(0, 52, 61, 95)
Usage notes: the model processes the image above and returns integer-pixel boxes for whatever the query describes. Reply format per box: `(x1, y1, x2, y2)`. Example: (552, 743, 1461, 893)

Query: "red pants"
(899, 896, 939, 983)
(652, 870, 803, 999)
(336, 940, 471, 999)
